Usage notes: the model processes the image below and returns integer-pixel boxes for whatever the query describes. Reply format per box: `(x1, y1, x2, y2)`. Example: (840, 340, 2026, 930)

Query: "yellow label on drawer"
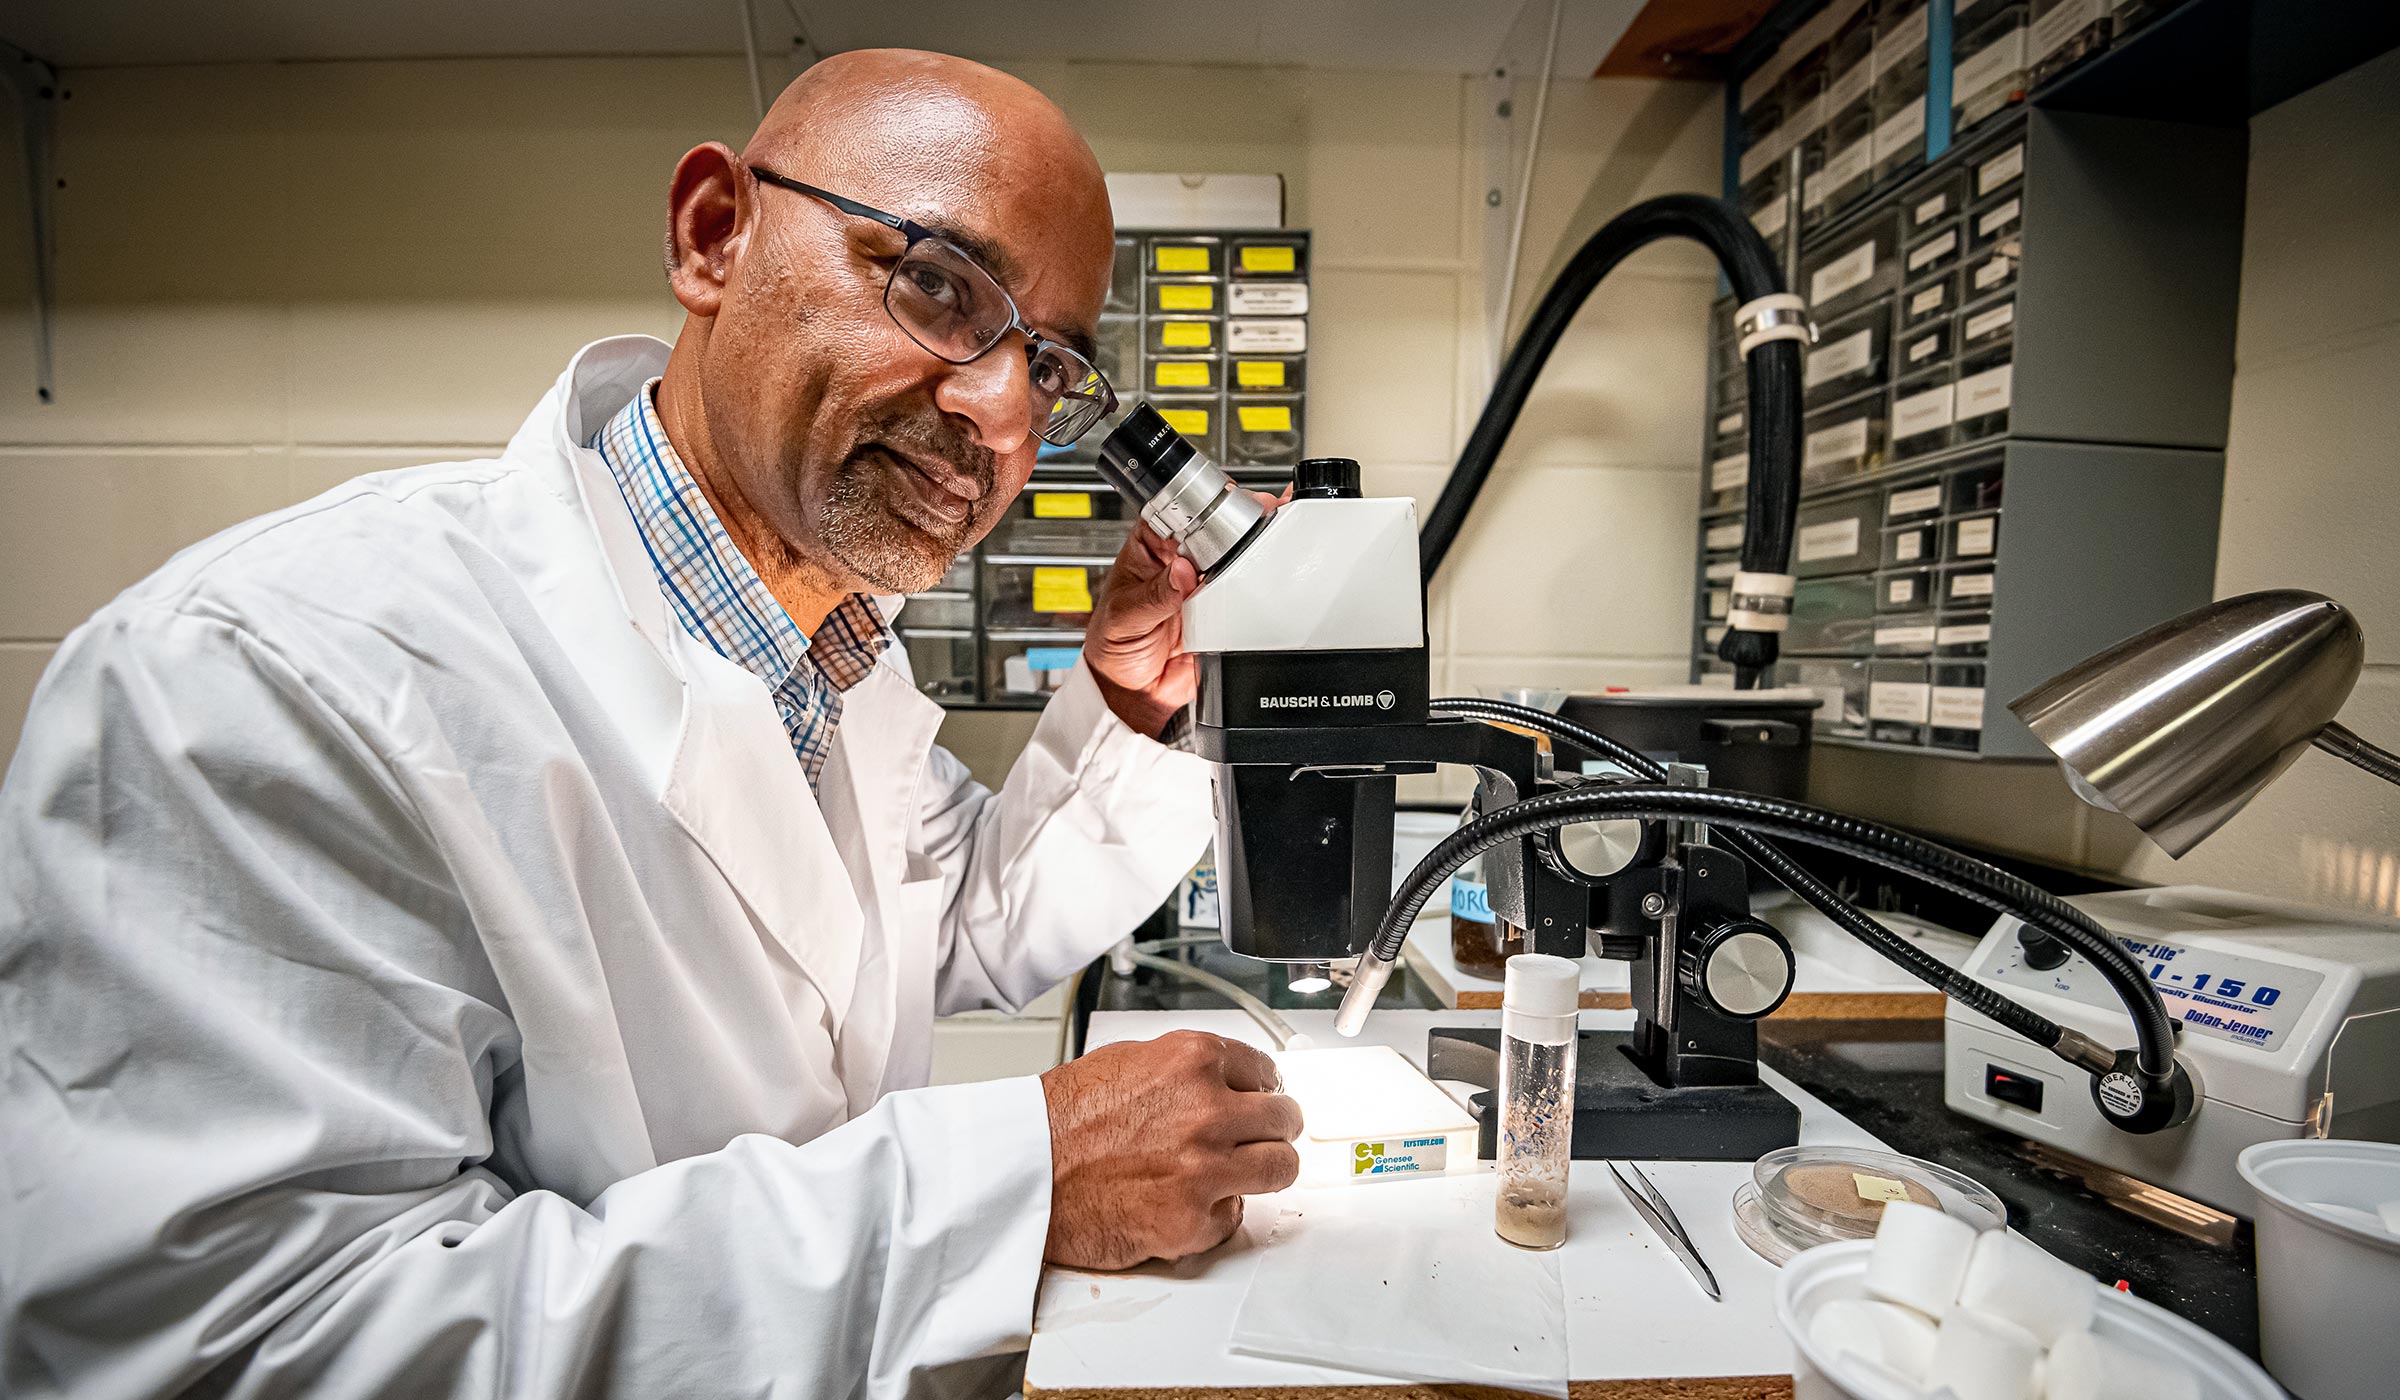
(1153, 360, 1212, 388)
(1159, 407, 1210, 436)
(1157, 284, 1215, 311)
(1237, 404, 1294, 433)
(1240, 245, 1297, 273)
(1235, 359, 1286, 388)
(1031, 566, 1094, 614)
(1159, 320, 1213, 348)
(1031, 491, 1093, 519)
(1154, 245, 1211, 273)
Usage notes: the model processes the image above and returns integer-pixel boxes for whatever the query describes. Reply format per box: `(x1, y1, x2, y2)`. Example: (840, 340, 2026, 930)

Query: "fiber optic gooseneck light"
(1420, 194, 1811, 687)
(1095, 195, 2200, 1155)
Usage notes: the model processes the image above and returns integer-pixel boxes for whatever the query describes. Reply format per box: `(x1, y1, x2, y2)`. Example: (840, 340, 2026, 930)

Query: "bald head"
(747, 50, 1108, 256)
(652, 50, 1118, 610)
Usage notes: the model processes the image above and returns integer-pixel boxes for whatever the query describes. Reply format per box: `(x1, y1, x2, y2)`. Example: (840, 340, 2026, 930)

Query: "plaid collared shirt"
(593, 380, 891, 791)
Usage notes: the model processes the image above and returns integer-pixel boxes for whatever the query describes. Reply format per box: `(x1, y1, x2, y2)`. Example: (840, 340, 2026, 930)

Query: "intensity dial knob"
(1678, 918, 1795, 1020)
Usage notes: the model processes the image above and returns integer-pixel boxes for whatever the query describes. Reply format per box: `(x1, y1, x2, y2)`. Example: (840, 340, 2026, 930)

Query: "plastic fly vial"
(1495, 954, 1579, 1249)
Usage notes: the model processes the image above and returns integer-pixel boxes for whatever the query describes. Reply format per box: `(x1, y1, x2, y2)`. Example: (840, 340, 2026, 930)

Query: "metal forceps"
(1607, 1160, 1722, 1300)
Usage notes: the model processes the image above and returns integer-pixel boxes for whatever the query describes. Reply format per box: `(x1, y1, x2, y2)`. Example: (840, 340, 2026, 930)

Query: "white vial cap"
(1503, 954, 1580, 1018)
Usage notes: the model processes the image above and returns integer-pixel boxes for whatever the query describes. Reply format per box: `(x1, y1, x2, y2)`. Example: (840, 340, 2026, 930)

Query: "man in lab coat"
(0, 49, 1303, 1399)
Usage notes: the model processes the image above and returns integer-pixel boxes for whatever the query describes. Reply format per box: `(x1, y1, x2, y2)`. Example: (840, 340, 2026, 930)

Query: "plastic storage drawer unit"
(983, 558, 1111, 630)
(991, 483, 1131, 556)
(1793, 491, 1884, 578)
(987, 633, 1085, 702)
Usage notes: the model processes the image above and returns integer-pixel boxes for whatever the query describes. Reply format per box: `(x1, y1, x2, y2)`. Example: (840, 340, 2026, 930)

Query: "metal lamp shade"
(2008, 590, 2364, 858)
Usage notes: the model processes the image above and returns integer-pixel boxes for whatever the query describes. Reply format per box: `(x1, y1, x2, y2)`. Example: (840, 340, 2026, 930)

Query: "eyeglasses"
(749, 165, 1118, 447)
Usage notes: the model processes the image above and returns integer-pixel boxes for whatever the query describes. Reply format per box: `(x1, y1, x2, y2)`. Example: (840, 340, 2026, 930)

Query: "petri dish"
(1733, 1145, 2004, 1264)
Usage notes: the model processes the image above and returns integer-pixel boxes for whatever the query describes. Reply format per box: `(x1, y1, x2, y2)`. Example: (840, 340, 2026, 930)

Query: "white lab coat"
(0, 336, 1216, 1399)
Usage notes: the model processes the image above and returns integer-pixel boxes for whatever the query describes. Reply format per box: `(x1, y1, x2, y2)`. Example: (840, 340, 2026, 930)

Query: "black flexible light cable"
(1416, 195, 1802, 688)
(1429, 697, 2067, 1049)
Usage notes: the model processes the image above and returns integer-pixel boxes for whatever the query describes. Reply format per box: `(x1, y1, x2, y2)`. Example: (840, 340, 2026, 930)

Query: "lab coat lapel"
(660, 637, 864, 1030)
(537, 337, 865, 1033)
(815, 660, 945, 1109)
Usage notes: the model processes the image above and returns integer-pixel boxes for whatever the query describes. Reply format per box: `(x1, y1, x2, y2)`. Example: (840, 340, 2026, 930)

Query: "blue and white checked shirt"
(593, 381, 892, 791)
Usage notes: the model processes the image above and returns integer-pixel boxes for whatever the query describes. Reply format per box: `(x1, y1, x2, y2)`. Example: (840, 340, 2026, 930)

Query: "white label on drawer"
(1228, 282, 1308, 315)
(1717, 410, 1746, 437)
(1966, 301, 2016, 340)
(1978, 142, 2027, 197)
(1955, 516, 1998, 555)
(1894, 382, 1957, 438)
(1954, 29, 2029, 108)
(1877, 623, 1938, 647)
(1806, 328, 1874, 387)
(1886, 576, 1919, 605)
(1958, 362, 2015, 416)
(1805, 416, 1872, 470)
(1823, 135, 1875, 193)
(1709, 590, 1730, 618)
(1977, 197, 2023, 238)
(1706, 559, 1739, 580)
(1752, 197, 1790, 239)
(1973, 253, 2014, 290)
(1907, 228, 1957, 272)
(1871, 680, 1932, 724)
(1931, 685, 1987, 729)
(1226, 318, 1306, 353)
(1907, 332, 1942, 365)
(1909, 283, 1948, 317)
(1875, 99, 1927, 165)
(1914, 189, 1951, 226)
(1706, 522, 1745, 550)
(1950, 570, 1996, 600)
(1828, 61, 1874, 114)
(1875, 7, 1930, 75)
(1798, 518, 1864, 563)
(1888, 483, 1943, 516)
(1802, 169, 1828, 213)
(1712, 453, 1751, 491)
(1938, 621, 1993, 645)
(1894, 531, 1925, 562)
(2030, 0, 2102, 64)
(1810, 240, 1879, 307)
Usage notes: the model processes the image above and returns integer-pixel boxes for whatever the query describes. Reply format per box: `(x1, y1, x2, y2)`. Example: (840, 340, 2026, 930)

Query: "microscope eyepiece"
(1095, 402, 1269, 580)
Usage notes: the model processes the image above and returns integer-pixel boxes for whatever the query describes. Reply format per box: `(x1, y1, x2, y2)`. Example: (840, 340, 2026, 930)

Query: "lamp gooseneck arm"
(2315, 721, 2400, 787)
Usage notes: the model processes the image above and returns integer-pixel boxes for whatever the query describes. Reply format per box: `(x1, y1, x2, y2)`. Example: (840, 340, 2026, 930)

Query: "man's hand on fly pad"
(1039, 1029, 1303, 1270)
(1085, 487, 1288, 739)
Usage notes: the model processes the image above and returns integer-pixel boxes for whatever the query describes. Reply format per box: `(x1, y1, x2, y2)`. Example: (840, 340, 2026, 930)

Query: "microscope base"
(1427, 1027, 1802, 1162)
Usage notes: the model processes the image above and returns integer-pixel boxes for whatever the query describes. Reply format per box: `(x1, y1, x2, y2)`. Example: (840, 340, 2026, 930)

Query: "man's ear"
(665, 141, 749, 318)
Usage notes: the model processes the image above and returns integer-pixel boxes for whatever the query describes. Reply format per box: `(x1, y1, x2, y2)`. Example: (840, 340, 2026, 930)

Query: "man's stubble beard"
(812, 405, 999, 594)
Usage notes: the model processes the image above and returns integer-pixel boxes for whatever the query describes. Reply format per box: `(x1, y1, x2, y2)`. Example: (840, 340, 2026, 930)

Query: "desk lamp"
(2010, 590, 2400, 857)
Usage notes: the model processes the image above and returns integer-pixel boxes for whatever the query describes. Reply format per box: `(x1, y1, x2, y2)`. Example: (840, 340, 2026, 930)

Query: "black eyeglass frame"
(748, 164, 1118, 446)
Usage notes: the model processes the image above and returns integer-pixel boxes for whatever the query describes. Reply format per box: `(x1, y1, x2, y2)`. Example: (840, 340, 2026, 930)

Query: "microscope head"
(1096, 407, 1427, 966)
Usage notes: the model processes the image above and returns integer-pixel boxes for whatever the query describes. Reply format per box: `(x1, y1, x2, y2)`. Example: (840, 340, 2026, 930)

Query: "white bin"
(2239, 1138, 2400, 1400)
(1775, 1239, 2280, 1400)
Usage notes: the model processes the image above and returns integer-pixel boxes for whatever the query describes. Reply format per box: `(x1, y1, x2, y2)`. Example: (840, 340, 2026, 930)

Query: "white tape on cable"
(1736, 292, 1814, 356)
(1727, 570, 1797, 632)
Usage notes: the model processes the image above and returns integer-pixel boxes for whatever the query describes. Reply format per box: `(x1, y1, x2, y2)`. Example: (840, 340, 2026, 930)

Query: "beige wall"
(0, 55, 1726, 796)
(1813, 46, 2400, 918)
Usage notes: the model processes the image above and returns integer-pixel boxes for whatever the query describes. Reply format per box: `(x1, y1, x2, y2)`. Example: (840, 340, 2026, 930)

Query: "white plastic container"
(1776, 1240, 2281, 1400)
(2239, 1138, 2400, 1400)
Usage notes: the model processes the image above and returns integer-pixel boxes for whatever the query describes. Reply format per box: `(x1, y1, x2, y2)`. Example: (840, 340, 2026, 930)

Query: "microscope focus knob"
(1678, 918, 1795, 1020)
(1538, 819, 1646, 884)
